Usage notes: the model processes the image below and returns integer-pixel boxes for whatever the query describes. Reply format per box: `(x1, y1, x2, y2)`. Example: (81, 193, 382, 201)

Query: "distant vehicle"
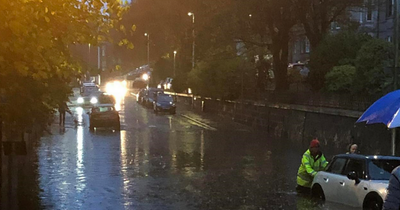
(77, 91, 102, 107)
(311, 154, 400, 209)
(98, 93, 116, 105)
(80, 83, 100, 96)
(153, 94, 176, 114)
(143, 88, 164, 108)
(88, 104, 120, 131)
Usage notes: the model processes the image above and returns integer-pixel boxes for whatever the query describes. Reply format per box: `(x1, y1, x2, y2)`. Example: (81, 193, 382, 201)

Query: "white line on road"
(180, 114, 217, 131)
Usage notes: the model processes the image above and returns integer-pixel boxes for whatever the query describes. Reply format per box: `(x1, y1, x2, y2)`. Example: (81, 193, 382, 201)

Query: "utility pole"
(188, 12, 195, 70)
(145, 33, 150, 66)
(173, 51, 177, 77)
(393, 0, 399, 156)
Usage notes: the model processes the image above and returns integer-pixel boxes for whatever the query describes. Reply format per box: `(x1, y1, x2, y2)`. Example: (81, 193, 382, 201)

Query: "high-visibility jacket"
(297, 149, 328, 188)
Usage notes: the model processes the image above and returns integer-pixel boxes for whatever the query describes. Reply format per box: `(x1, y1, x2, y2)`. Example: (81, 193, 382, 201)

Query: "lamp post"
(173, 50, 177, 77)
(392, 0, 399, 155)
(188, 12, 195, 70)
(144, 33, 150, 66)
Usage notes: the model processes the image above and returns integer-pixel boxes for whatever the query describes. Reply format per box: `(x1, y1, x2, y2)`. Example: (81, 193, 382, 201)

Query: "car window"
(327, 158, 347, 174)
(93, 106, 114, 113)
(342, 159, 365, 179)
(368, 159, 400, 180)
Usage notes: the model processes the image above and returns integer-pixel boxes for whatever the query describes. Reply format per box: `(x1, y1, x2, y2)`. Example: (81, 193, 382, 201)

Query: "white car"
(312, 154, 400, 210)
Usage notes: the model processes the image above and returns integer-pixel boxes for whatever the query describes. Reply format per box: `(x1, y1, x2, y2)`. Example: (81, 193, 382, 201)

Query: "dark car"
(143, 88, 164, 108)
(88, 104, 120, 131)
(98, 93, 116, 105)
(153, 94, 176, 114)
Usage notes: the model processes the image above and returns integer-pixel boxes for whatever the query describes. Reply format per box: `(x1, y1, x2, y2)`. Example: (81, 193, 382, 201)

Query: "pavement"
(1, 90, 358, 210)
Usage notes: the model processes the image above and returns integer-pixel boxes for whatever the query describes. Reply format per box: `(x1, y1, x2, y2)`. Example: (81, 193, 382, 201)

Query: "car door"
(339, 159, 368, 207)
(318, 157, 348, 202)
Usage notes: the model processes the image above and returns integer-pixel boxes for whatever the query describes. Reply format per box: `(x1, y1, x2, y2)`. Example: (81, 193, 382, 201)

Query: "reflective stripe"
(311, 171, 317, 176)
(297, 173, 313, 182)
(322, 160, 328, 165)
(304, 154, 311, 159)
(304, 162, 310, 165)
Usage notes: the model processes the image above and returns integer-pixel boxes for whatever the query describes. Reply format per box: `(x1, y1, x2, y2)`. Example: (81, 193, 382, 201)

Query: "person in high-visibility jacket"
(296, 139, 328, 194)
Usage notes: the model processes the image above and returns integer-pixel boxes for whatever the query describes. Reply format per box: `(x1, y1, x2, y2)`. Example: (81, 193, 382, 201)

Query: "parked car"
(143, 88, 164, 108)
(311, 154, 400, 209)
(153, 94, 176, 114)
(88, 104, 120, 131)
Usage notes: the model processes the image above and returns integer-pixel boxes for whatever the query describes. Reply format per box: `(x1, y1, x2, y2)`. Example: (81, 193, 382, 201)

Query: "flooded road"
(3, 92, 359, 210)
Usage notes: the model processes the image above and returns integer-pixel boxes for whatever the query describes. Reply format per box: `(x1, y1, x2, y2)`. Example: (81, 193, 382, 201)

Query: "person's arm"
(383, 172, 400, 209)
(321, 155, 329, 170)
(302, 154, 317, 177)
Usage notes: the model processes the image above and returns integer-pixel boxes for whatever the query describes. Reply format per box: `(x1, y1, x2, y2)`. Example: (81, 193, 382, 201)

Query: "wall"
(176, 94, 395, 156)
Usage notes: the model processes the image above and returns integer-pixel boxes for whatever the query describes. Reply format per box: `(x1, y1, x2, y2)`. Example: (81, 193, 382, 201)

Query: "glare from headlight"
(77, 97, 84, 104)
(90, 97, 98, 104)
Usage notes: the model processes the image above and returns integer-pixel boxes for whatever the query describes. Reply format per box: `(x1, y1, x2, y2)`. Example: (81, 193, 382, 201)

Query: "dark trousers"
(296, 185, 311, 195)
(59, 112, 65, 126)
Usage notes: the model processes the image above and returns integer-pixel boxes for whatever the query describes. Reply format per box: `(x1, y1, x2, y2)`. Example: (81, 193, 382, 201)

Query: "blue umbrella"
(356, 90, 400, 128)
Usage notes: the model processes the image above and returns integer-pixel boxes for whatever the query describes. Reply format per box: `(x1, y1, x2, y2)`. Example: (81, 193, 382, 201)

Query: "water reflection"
(75, 126, 86, 193)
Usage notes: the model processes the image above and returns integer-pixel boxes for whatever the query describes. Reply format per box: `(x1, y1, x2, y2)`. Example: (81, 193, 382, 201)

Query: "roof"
(335, 154, 400, 160)
(82, 83, 97, 86)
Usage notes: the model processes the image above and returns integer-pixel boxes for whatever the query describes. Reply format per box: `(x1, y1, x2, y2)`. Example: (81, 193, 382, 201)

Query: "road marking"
(180, 114, 217, 131)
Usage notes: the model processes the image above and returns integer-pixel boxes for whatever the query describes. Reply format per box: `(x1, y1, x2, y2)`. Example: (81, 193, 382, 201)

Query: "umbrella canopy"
(356, 90, 400, 128)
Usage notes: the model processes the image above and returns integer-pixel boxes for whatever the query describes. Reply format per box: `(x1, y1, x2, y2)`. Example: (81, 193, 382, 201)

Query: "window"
(327, 158, 347, 174)
(367, 0, 373, 21)
(387, 36, 392, 42)
(305, 39, 310, 53)
(102, 46, 106, 57)
(387, 0, 393, 18)
(368, 159, 400, 180)
(300, 40, 305, 54)
(343, 159, 366, 179)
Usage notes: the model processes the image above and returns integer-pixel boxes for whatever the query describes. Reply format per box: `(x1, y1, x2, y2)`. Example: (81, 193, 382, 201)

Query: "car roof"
(335, 154, 400, 160)
(93, 104, 114, 107)
(82, 83, 97, 86)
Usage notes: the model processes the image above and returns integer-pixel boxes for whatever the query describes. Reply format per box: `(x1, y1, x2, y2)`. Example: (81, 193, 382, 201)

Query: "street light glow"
(144, 33, 148, 36)
(188, 12, 193, 16)
(174, 50, 177, 55)
(142, 73, 149, 81)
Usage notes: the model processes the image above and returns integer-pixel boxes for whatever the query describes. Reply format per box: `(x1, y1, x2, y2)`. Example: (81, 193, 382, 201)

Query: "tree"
(0, 0, 127, 130)
(308, 32, 372, 90)
(354, 39, 393, 95)
(294, 0, 362, 49)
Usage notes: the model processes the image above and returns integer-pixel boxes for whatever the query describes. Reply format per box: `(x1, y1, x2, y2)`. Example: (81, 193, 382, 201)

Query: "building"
(289, 0, 395, 63)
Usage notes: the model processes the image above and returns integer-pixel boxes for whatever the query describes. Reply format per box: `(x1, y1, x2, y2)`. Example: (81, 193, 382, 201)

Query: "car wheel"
(311, 184, 325, 201)
(364, 196, 383, 210)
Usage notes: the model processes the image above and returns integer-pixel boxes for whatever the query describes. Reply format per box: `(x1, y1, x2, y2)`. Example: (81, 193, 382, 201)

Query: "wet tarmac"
(1, 92, 360, 210)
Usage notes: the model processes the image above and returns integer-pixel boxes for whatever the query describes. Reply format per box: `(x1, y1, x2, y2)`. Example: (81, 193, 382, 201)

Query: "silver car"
(311, 154, 400, 210)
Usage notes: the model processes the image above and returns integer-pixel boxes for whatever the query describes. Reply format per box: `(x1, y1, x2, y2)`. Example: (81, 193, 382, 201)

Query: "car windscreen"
(157, 95, 173, 102)
(93, 106, 114, 113)
(368, 159, 400, 180)
(83, 86, 99, 93)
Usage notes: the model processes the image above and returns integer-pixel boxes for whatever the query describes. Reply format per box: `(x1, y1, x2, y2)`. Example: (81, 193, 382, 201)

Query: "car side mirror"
(347, 171, 360, 184)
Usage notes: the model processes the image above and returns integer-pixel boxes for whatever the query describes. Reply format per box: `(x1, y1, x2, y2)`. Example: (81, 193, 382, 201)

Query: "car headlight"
(77, 97, 84, 104)
(90, 97, 98, 104)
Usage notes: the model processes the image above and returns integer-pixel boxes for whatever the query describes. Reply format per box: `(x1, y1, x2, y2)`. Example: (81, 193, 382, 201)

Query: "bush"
(325, 65, 356, 93)
(308, 32, 372, 90)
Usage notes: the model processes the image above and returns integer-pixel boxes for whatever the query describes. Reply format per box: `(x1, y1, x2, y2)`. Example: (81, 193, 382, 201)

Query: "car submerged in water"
(311, 154, 400, 210)
(88, 104, 120, 132)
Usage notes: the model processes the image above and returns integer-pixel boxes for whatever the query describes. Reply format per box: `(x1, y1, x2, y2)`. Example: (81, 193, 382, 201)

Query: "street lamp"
(144, 33, 150, 66)
(188, 12, 195, 70)
(173, 50, 177, 77)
